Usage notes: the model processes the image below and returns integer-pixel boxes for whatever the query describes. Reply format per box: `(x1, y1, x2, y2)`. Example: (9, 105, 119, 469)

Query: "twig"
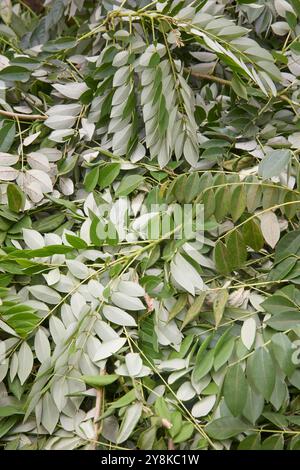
(0, 109, 47, 121)
(186, 69, 300, 109)
(168, 438, 175, 450)
(91, 368, 106, 450)
(185, 68, 230, 86)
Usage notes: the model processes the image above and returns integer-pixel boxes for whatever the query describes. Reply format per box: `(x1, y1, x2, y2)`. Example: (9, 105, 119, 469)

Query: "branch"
(185, 68, 231, 86)
(91, 368, 106, 450)
(187, 69, 300, 109)
(0, 109, 47, 121)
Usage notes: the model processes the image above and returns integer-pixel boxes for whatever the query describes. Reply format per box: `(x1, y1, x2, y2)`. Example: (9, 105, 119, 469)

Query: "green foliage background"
(0, 0, 300, 450)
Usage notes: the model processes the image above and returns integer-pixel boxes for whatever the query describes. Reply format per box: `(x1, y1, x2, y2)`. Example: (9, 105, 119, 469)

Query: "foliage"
(0, 0, 300, 451)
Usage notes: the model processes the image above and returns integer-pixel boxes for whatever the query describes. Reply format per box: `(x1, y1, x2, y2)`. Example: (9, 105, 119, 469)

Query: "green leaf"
(214, 336, 235, 371)
(224, 364, 248, 416)
(231, 74, 248, 99)
(181, 291, 206, 328)
(247, 347, 275, 400)
(230, 185, 246, 222)
(261, 293, 298, 315)
(266, 311, 300, 331)
(154, 397, 171, 422)
(82, 374, 119, 388)
(168, 293, 187, 321)
(238, 434, 261, 450)
(99, 163, 121, 190)
(173, 422, 194, 443)
(84, 167, 99, 191)
(184, 172, 200, 203)
(115, 175, 144, 197)
(274, 229, 300, 264)
(65, 234, 88, 249)
(117, 402, 143, 444)
(226, 230, 247, 270)
(7, 184, 25, 212)
(194, 349, 214, 381)
(214, 240, 231, 274)
(0, 122, 15, 152)
(213, 289, 228, 327)
(101, 389, 137, 419)
(0, 66, 30, 82)
(43, 37, 76, 52)
(214, 187, 230, 221)
(261, 434, 284, 450)
(242, 219, 264, 251)
(283, 191, 300, 219)
(0, 405, 24, 417)
(206, 417, 250, 439)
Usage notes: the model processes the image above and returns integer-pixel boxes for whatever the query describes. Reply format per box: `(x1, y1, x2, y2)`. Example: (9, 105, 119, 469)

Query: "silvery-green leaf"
(45, 115, 77, 130)
(26, 169, 53, 193)
(17, 342, 33, 385)
(28, 285, 61, 304)
(184, 138, 199, 166)
(158, 359, 186, 371)
(9, 352, 18, 382)
(53, 82, 88, 99)
(47, 103, 81, 116)
(43, 268, 60, 286)
(171, 252, 203, 295)
(66, 260, 89, 280)
(51, 377, 68, 411)
(118, 281, 145, 297)
(94, 320, 119, 341)
(35, 328, 51, 362)
(260, 212, 280, 248)
(112, 50, 129, 67)
(125, 352, 143, 377)
(0, 166, 19, 180)
(93, 337, 126, 361)
(102, 305, 137, 326)
(41, 392, 59, 434)
(113, 66, 130, 87)
(27, 152, 50, 172)
(0, 152, 19, 166)
(48, 129, 75, 142)
(111, 292, 145, 311)
(49, 316, 66, 344)
(176, 381, 196, 401)
(117, 402, 143, 444)
(241, 318, 256, 350)
(23, 228, 45, 249)
(191, 395, 216, 417)
(258, 150, 291, 179)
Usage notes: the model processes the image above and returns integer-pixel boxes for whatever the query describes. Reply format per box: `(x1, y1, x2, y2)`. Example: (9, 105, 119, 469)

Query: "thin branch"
(91, 368, 106, 450)
(187, 69, 300, 111)
(185, 68, 231, 86)
(0, 109, 47, 121)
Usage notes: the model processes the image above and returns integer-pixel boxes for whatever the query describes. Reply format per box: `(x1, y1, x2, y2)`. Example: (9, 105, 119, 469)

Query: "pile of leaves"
(0, 0, 300, 451)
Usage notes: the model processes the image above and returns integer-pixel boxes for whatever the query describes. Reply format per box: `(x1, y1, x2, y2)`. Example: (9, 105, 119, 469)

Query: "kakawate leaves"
(213, 289, 228, 327)
(246, 347, 276, 401)
(7, 183, 25, 212)
(223, 364, 248, 416)
(226, 230, 247, 270)
(205, 416, 250, 440)
(82, 374, 119, 388)
(214, 240, 231, 274)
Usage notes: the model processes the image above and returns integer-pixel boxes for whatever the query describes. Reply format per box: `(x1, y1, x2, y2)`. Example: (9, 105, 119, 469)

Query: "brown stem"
(168, 438, 175, 450)
(186, 69, 300, 110)
(185, 68, 230, 86)
(91, 369, 106, 450)
(0, 109, 47, 121)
